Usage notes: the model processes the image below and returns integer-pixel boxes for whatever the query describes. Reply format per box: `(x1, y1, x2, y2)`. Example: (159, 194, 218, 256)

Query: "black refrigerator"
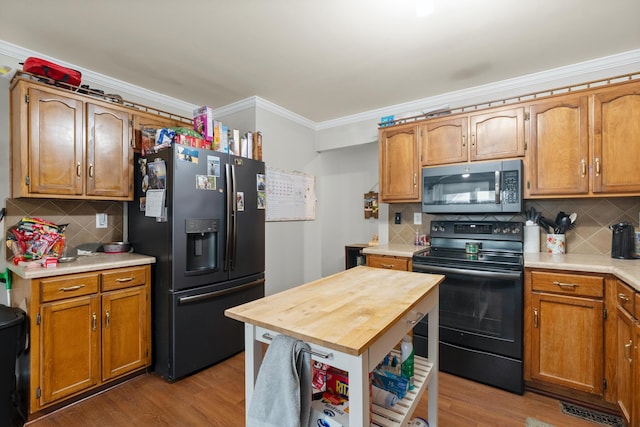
(128, 144, 265, 381)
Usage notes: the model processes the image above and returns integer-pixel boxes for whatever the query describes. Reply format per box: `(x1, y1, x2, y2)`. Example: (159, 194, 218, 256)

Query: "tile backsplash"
(4, 198, 123, 259)
(388, 197, 640, 256)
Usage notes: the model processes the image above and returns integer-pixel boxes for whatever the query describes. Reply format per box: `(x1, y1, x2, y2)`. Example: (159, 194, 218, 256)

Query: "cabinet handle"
(88, 164, 94, 178)
(408, 312, 425, 325)
(76, 162, 81, 177)
(624, 339, 632, 363)
(105, 310, 110, 328)
(413, 173, 417, 186)
(59, 284, 86, 292)
(581, 159, 586, 177)
(462, 135, 466, 147)
(618, 293, 630, 302)
(116, 277, 135, 282)
(471, 133, 476, 147)
(92, 312, 97, 331)
(553, 281, 578, 289)
(534, 308, 538, 328)
(595, 157, 601, 176)
(379, 263, 394, 269)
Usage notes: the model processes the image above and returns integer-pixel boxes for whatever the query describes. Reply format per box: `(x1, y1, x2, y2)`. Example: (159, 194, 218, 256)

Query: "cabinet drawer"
(40, 273, 99, 302)
(530, 271, 603, 298)
(102, 266, 147, 291)
(615, 281, 635, 316)
(367, 255, 409, 271)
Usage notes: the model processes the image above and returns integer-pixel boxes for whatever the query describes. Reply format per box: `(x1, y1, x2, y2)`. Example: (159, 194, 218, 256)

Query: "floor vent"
(560, 402, 624, 427)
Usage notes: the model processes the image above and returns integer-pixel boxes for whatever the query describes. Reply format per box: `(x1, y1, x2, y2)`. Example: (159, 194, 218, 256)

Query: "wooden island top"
(225, 265, 444, 356)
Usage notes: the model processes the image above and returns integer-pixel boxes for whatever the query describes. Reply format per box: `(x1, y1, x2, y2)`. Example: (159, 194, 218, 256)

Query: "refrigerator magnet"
(207, 156, 221, 177)
(196, 175, 216, 190)
(257, 191, 266, 209)
(236, 192, 245, 211)
(147, 161, 166, 189)
(176, 146, 199, 164)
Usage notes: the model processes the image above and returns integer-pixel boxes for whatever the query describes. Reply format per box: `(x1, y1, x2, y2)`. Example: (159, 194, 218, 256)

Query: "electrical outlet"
(96, 213, 108, 229)
(394, 212, 402, 224)
(414, 212, 422, 225)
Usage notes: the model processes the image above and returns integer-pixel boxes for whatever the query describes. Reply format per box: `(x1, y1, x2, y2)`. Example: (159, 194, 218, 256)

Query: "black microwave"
(422, 159, 522, 214)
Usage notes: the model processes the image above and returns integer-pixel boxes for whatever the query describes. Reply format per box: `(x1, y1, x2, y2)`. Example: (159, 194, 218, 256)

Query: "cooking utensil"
(58, 256, 77, 263)
(556, 216, 572, 234)
(569, 212, 577, 224)
(538, 216, 556, 234)
(102, 242, 131, 253)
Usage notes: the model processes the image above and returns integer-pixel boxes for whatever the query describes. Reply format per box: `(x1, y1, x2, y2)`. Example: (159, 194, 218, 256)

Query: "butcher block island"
(225, 266, 443, 426)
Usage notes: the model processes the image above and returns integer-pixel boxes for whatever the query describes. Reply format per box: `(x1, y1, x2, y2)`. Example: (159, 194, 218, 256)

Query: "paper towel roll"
(524, 225, 540, 253)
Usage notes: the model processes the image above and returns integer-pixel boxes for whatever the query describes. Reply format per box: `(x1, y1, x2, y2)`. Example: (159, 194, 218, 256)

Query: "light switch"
(414, 212, 422, 225)
(96, 213, 108, 228)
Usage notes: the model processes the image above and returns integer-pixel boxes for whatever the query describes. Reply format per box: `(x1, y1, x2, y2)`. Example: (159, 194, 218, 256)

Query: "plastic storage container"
(0, 305, 25, 427)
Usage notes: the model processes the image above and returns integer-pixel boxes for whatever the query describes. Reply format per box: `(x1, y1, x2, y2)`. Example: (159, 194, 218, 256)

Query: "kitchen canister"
(546, 233, 566, 254)
(524, 225, 540, 253)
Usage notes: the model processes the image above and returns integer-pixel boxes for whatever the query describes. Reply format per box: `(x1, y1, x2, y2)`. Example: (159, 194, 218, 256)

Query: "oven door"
(413, 264, 523, 359)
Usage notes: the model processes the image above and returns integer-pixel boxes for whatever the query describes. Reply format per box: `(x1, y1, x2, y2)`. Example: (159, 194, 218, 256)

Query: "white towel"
(247, 334, 312, 427)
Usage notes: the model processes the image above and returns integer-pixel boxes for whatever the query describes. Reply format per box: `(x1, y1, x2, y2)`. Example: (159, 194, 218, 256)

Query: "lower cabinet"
(13, 265, 151, 417)
(614, 280, 637, 426)
(525, 269, 605, 397)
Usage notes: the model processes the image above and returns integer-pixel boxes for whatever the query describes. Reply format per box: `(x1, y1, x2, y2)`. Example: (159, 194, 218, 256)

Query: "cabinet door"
(469, 107, 525, 161)
(86, 103, 132, 198)
(379, 124, 420, 202)
(634, 321, 640, 427)
(616, 307, 634, 425)
(530, 293, 604, 395)
(40, 295, 100, 405)
(526, 95, 590, 197)
(28, 87, 84, 196)
(101, 287, 148, 381)
(592, 82, 640, 194)
(421, 116, 468, 166)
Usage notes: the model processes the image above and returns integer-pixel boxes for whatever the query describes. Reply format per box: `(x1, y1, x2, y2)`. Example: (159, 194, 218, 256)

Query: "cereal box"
(193, 106, 214, 142)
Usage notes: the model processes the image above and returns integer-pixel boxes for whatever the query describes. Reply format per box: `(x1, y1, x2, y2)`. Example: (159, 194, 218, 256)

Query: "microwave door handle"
(494, 170, 501, 204)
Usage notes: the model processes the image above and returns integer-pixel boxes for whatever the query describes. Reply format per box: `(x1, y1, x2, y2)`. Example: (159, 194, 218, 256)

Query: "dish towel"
(246, 334, 312, 427)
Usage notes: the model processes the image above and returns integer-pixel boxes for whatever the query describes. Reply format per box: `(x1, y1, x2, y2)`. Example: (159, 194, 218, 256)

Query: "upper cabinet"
(379, 123, 420, 202)
(420, 106, 525, 166)
(525, 94, 590, 197)
(10, 79, 133, 200)
(525, 80, 640, 198)
(591, 82, 640, 194)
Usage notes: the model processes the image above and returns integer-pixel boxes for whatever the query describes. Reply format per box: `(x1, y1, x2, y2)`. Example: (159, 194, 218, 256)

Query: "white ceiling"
(1, 0, 640, 123)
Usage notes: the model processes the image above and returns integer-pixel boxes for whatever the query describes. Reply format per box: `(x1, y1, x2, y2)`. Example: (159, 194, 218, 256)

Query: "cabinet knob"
(618, 293, 630, 302)
(76, 162, 82, 177)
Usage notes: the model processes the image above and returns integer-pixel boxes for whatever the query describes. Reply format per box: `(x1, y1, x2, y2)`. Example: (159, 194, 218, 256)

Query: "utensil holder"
(546, 234, 565, 254)
(524, 225, 540, 253)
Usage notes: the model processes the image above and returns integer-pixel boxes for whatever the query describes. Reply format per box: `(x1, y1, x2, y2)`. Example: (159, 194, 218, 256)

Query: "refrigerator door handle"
(231, 164, 238, 270)
(225, 163, 233, 271)
(177, 279, 265, 305)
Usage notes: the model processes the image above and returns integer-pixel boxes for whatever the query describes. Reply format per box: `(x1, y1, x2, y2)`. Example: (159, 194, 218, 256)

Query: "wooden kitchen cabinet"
(366, 254, 411, 271)
(614, 280, 637, 426)
(10, 78, 133, 201)
(12, 265, 151, 417)
(420, 106, 524, 166)
(379, 123, 420, 202)
(525, 269, 605, 397)
(592, 81, 640, 194)
(525, 80, 640, 198)
(524, 94, 590, 197)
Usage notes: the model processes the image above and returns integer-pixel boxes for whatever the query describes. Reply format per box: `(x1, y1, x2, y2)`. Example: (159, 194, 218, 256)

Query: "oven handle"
(413, 264, 522, 280)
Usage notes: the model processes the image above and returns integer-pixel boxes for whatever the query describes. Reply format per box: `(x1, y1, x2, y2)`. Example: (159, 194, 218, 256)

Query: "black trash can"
(0, 305, 25, 427)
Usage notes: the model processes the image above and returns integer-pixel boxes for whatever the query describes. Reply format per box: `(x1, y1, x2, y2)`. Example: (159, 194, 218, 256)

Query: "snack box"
(326, 367, 349, 398)
(309, 395, 349, 427)
(193, 106, 214, 142)
(174, 134, 210, 149)
(372, 368, 409, 399)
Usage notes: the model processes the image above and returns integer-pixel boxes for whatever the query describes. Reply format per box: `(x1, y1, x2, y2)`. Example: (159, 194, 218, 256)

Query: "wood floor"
(25, 352, 601, 427)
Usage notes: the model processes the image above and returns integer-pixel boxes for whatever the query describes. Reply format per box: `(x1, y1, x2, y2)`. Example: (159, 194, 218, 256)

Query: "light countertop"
(7, 252, 156, 279)
(525, 252, 640, 291)
(362, 244, 428, 258)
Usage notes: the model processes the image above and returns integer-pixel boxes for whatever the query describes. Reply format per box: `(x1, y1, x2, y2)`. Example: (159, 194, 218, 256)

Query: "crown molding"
(2, 39, 639, 131)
